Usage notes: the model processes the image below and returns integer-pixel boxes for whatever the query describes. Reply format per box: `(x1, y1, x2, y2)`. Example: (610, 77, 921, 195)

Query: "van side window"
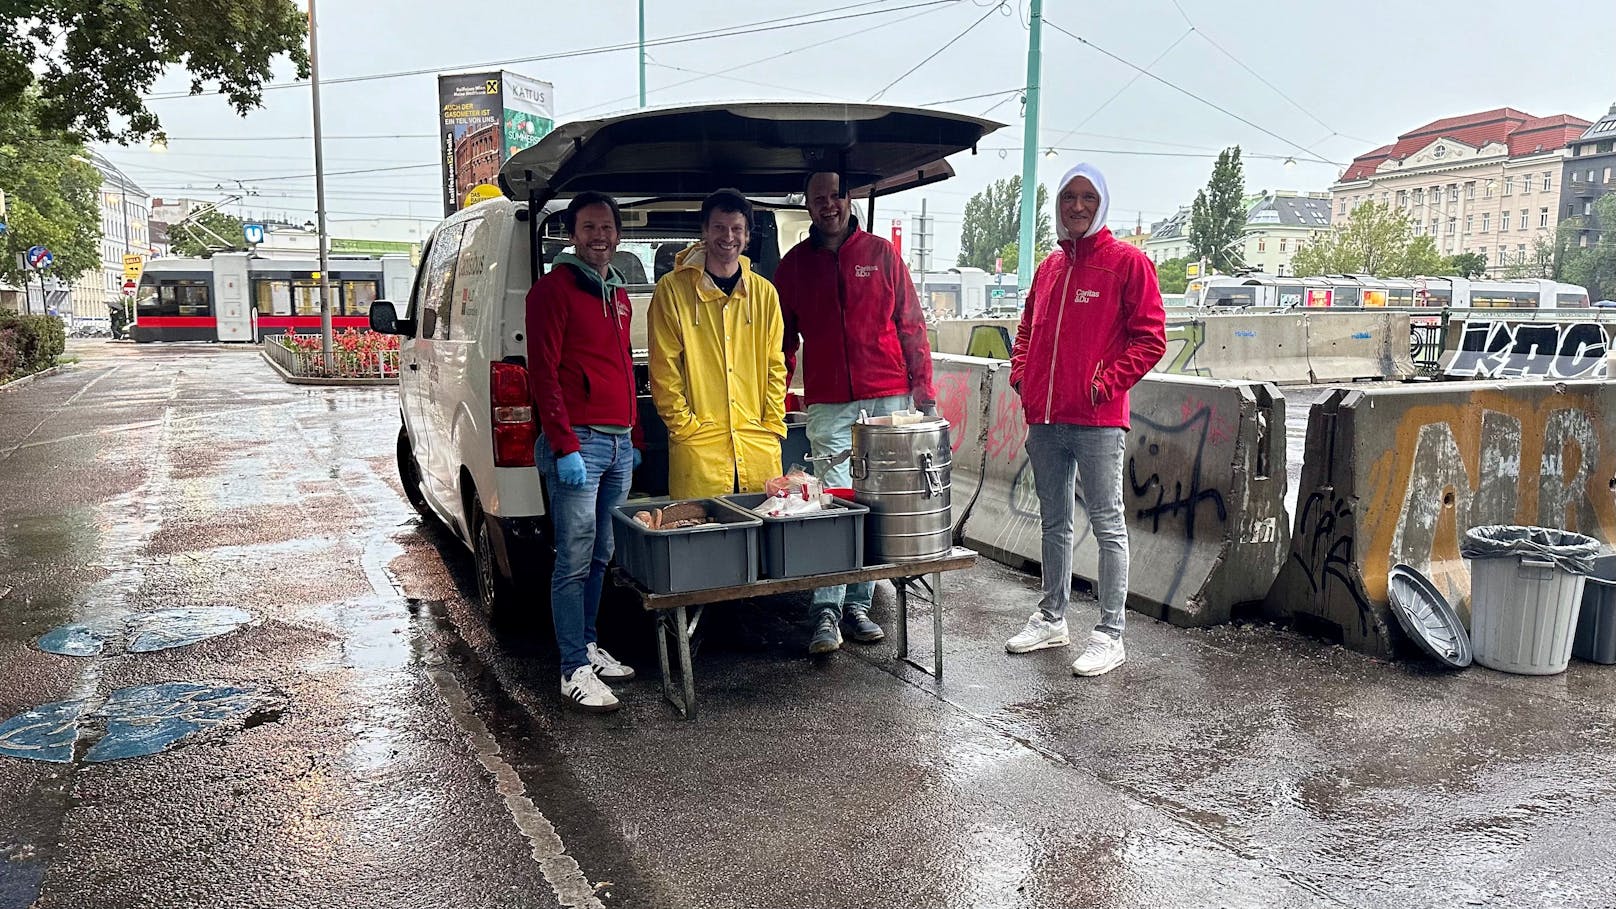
(448, 218, 486, 341)
(419, 223, 466, 340)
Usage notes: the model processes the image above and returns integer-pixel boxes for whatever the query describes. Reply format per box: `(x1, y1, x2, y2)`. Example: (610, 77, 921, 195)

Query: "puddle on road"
(0, 682, 285, 764)
(33, 606, 254, 657)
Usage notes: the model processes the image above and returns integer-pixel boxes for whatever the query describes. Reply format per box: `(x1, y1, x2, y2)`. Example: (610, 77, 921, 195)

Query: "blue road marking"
(35, 624, 107, 656)
(0, 700, 86, 763)
(84, 683, 272, 762)
(126, 607, 252, 653)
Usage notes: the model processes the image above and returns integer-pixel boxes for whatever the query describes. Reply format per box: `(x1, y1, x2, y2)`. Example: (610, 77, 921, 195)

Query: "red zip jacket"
(776, 224, 935, 407)
(525, 262, 638, 457)
(1009, 227, 1166, 430)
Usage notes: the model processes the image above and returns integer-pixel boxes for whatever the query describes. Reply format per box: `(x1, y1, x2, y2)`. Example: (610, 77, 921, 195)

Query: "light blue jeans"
(535, 428, 634, 675)
(805, 394, 912, 618)
(1025, 424, 1128, 639)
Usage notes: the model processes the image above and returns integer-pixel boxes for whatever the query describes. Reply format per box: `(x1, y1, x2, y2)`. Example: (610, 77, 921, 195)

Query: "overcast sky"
(99, 0, 1616, 268)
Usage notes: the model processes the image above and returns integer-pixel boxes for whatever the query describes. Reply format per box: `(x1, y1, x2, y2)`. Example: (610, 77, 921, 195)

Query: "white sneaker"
(1071, 631, 1125, 677)
(1005, 613, 1071, 653)
(587, 642, 636, 681)
(561, 665, 620, 713)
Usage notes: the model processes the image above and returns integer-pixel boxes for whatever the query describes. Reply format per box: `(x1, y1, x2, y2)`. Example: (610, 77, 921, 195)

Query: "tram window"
(1209, 287, 1257, 306)
(343, 281, 379, 316)
(1277, 285, 1304, 307)
(1558, 292, 1590, 308)
(1386, 289, 1415, 306)
(138, 280, 211, 316)
(254, 280, 294, 315)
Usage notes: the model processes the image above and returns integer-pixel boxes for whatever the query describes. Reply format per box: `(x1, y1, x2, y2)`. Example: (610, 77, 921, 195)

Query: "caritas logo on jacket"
(1009, 163, 1167, 431)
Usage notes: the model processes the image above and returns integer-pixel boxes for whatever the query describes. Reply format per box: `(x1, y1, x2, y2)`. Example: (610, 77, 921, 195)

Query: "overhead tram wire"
(867, 0, 1009, 102)
(1042, 20, 1345, 167)
(142, 0, 961, 101)
(1044, 27, 1194, 151)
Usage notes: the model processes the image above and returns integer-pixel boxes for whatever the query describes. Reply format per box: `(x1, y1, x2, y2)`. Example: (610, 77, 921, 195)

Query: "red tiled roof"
(1341, 109, 1594, 181)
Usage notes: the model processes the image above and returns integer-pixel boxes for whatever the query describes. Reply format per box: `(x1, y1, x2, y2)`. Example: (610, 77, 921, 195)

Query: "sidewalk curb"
(260, 349, 398, 387)
(0, 365, 64, 393)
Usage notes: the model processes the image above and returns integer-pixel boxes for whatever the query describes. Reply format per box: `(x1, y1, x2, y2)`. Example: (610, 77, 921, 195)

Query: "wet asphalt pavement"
(3, 342, 1616, 909)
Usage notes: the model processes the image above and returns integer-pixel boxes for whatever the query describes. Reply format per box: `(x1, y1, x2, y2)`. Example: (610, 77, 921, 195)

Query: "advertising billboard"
(437, 71, 555, 215)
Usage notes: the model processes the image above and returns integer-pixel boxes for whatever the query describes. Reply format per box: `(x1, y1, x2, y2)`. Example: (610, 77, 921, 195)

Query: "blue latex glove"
(556, 451, 587, 487)
(632, 448, 643, 469)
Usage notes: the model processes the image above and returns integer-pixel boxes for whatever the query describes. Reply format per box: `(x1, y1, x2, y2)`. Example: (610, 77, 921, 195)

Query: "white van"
(369, 102, 1002, 613)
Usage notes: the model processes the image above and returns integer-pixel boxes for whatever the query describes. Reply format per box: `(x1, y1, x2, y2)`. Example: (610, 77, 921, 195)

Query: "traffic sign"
(122, 279, 137, 296)
(243, 223, 266, 245)
(25, 245, 53, 270)
(122, 253, 145, 282)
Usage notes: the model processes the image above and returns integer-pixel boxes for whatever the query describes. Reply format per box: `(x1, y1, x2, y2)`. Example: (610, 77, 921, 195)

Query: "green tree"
(2, 1, 310, 142)
(957, 175, 1050, 272)
(1290, 200, 1445, 277)
(1189, 146, 1246, 273)
(1504, 238, 1556, 279)
(1556, 196, 1616, 300)
(1445, 251, 1488, 278)
(169, 210, 247, 257)
(0, 92, 99, 288)
(1154, 256, 1192, 295)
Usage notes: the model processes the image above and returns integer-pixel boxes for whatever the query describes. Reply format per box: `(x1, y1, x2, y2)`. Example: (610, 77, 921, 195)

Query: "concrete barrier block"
(1305, 312, 1414, 383)
(1265, 380, 1616, 658)
(1156, 318, 1212, 378)
(933, 318, 1019, 356)
(1443, 317, 1613, 380)
(1196, 314, 1312, 385)
(961, 372, 1290, 627)
(931, 354, 1000, 538)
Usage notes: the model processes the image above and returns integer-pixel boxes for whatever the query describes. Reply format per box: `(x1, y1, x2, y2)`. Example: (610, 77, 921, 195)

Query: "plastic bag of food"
(751, 493, 825, 518)
(765, 466, 821, 501)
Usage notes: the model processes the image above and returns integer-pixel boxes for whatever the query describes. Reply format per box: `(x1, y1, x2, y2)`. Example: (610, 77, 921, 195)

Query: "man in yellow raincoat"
(649, 189, 788, 499)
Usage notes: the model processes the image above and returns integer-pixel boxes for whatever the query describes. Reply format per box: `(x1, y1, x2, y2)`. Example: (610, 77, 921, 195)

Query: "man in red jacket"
(1004, 163, 1166, 677)
(776, 171, 936, 654)
(527, 191, 641, 712)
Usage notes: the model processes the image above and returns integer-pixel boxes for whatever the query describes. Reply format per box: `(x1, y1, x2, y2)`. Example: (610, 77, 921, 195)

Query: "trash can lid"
(1387, 563, 1472, 669)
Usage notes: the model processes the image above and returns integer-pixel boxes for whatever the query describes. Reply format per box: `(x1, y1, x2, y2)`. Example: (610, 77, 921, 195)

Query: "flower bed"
(267, 328, 400, 379)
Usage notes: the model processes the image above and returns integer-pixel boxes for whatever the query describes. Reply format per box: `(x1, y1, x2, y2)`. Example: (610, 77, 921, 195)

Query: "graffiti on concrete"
(1157, 321, 1211, 377)
(1444, 320, 1612, 379)
(933, 370, 973, 453)
(1361, 391, 1616, 607)
(1129, 407, 1228, 540)
(1291, 491, 1375, 638)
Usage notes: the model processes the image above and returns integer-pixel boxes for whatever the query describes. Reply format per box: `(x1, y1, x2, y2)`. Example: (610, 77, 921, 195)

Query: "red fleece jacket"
(1009, 227, 1166, 430)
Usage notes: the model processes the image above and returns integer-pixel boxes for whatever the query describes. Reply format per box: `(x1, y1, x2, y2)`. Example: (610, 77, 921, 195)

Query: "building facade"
(1143, 207, 1191, 263)
(1332, 108, 1591, 276)
(69, 152, 149, 323)
(1559, 102, 1616, 254)
(1238, 191, 1333, 276)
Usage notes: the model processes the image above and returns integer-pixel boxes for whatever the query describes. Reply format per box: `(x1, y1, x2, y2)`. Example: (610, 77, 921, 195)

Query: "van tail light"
(491, 361, 537, 468)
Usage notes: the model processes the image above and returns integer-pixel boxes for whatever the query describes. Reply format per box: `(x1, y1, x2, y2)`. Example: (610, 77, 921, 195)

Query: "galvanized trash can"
(850, 415, 952, 563)
(1461, 525, 1601, 675)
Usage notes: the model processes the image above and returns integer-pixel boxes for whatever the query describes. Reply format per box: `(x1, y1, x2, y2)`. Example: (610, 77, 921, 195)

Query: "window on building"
(1397, 190, 1408, 206)
(1522, 175, 1532, 194)
(1448, 185, 1459, 203)
(1502, 211, 1511, 231)
(1430, 218, 1439, 235)
(1482, 212, 1491, 232)
(1279, 238, 1288, 253)
(1447, 216, 1457, 235)
(1413, 188, 1424, 205)
(1589, 202, 1597, 216)
(1257, 238, 1266, 252)
(1540, 207, 1549, 228)
(1582, 233, 1591, 248)
(1466, 182, 1476, 200)
(1542, 172, 1552, 192)
(1605, 167, 1612, 183)
(1518, 244, 1527, 261)
(1339, 200, 1347, 216)
(1520, 209, 1529, 230)
(1484, 181, 1494, 198)
(1414, 222, 1425, 236)
(1465, 214, 1474, 233)
(1504, 177, 1513, 195)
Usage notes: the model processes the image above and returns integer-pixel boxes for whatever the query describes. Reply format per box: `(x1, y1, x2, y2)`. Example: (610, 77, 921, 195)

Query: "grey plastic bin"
(720, 493, 867, 579)
(1574, 555, 1616, 665)
(1463, 525, 1599, 675)
(611, 499, 761, 594)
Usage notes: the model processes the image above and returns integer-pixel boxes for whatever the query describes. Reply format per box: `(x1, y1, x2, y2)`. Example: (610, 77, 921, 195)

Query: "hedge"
(0, 311, 68, 385)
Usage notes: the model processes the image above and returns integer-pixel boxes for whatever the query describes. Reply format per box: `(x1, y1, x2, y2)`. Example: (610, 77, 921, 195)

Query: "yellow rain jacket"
(649, 243, 787, 499)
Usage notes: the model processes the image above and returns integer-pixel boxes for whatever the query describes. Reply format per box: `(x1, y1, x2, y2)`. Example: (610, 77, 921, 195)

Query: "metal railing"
(263, 334, 400, 380)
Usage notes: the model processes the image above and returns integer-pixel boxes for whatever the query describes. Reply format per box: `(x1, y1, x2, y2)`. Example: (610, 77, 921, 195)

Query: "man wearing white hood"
(1004, 163, 1167, 676)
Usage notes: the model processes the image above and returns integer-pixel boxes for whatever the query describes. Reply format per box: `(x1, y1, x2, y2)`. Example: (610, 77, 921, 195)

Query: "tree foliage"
(1, 0, 310, 142)
(1189, 146, 1246, 273)
(169, 210, 247, 257)
(957, 175, 1050, 273)
(1153, 256, 1191, 295)
(0, 92, 99, 287)
(1504, 238, 1556, 279)
(1556, 195, 1616, 300)
(1445, 251, 1488, 279)
(1289, 200, 1446, 277)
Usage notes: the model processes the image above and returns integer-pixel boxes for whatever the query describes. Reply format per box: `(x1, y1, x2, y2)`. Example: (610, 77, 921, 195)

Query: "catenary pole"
(309, 0, 335, 372)
(1017, 0, 1043, 290)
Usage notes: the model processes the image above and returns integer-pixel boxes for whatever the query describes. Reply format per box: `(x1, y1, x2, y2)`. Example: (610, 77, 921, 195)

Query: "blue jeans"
(1025, 424, 1128, 638)
(805, 394, 912, 618)
(535, 429, 634, 675)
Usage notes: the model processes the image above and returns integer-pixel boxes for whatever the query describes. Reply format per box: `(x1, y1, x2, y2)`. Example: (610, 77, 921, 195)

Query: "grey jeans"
(1025, 423, 1128, 638)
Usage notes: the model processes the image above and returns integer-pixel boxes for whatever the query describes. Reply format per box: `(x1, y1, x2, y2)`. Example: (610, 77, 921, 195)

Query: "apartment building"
(1559, 102, 1616, 250)
(69, 152, 149, 322)
(1331, 108, 1591, 275)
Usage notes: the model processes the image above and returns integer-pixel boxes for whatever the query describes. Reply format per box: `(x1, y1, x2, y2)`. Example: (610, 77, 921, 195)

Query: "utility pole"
(638, 0, 647, 107)
(916, 199, 932, 316)
(308, 0, 334, 371)
(1016, 0, 1043, 291)
(120, 188, 133, 330)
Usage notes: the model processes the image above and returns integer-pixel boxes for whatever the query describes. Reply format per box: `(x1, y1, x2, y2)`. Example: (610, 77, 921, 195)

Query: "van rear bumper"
(487, 514, 552, 581)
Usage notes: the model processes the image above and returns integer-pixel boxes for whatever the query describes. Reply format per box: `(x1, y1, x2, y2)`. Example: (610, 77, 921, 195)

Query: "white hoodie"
(1054, 162, 1110, 241)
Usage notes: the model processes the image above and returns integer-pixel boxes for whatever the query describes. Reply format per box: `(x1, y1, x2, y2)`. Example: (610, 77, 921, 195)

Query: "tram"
(1191, 274, 1590, 310)
(133, 252, 415, 342)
